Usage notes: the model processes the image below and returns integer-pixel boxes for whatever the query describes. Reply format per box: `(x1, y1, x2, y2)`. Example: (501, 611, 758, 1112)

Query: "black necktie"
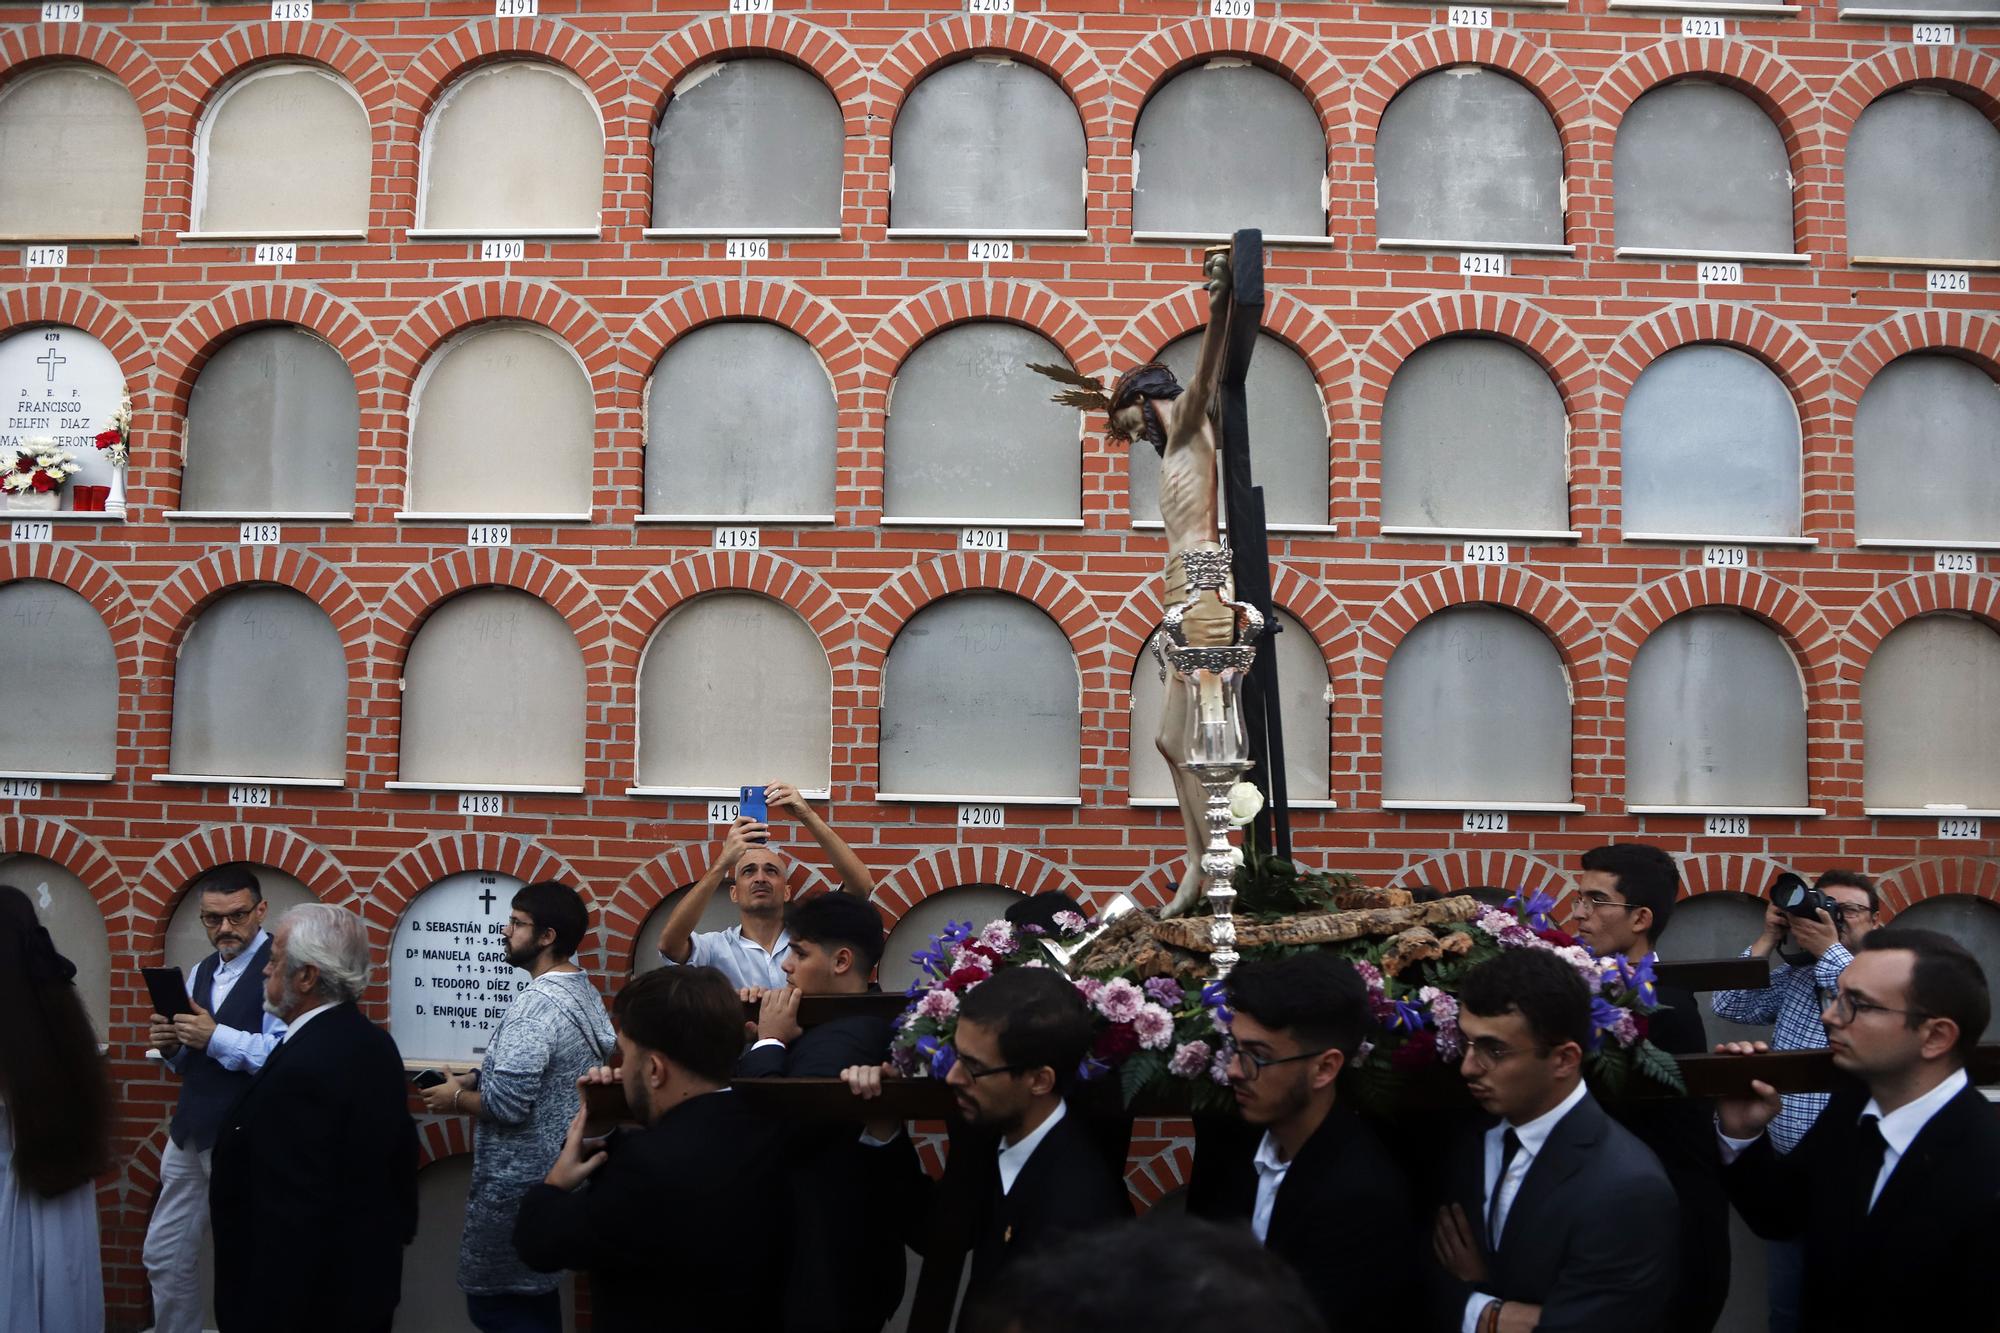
(1854, 1114, 1887, 1216)
(1488, 1127, 1522, 1242)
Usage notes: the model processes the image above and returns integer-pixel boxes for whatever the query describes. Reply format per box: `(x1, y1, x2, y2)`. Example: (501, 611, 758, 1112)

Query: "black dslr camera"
(1769, 872, 1834, 919)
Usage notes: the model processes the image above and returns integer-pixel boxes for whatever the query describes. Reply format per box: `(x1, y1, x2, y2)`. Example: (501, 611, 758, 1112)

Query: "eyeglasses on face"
(1575, 893, 1641, 914)
(199, 907, 257, 929)
(1824, 988, 1930, 1026)
(1827, 904, 1877, 923)
(1227, 1045, 1333, 1084)
(1461, 1037, 1542, 1069)
(950, 1048, 1029, 1080)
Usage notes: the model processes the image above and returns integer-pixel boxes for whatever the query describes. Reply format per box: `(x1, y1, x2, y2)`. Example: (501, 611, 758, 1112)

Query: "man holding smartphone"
(655, 782, 877, 992)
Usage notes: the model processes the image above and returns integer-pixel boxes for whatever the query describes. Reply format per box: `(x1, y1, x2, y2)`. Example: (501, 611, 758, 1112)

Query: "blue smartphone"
(738, 785, 768, 827)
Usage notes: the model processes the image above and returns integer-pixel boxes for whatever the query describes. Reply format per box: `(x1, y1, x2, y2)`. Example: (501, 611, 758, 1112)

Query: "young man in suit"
(1187, 951, 1416, 1330)
(1431, 947, 1678, 1333)
(1567, 843, 1728, 1333)
(1715, 928, 2000, 1331)
(738, 891, 893, 1078)
(513, 966, 786, 1333)
(208, 904, 419, 1333)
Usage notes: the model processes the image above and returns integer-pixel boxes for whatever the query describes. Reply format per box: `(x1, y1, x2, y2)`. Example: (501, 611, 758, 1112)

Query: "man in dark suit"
(1568, 843, 1728, 1333)
(1431, 948, 1678, 1333)
(208, 904, 419, 1333)
(1187, 951, 1416, 1330)
(1715, 928, 2000, 1332)
(736, 892, 909, 1333)
(514, 965, 786, 1333)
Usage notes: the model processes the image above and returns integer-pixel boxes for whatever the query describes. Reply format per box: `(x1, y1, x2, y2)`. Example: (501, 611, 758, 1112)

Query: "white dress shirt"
(996, 1099, 1066, 1195)
(1716, 1066, 1970, 1211)
(1461, 1079, 1590, 1333)
(166, 929, 286, 1073)
(662, 925, 791, 992)
(1249, 1131, 1293, 1243)
(280, 1002, 337, 1044)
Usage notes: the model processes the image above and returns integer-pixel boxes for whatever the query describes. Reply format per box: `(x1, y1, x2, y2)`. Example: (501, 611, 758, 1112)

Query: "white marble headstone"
(390, 870, 528, 1064)
(0, 325, 125, 504)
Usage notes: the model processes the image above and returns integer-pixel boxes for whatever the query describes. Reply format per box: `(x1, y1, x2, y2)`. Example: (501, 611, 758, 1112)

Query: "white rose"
(1226, 781, 1265, 826)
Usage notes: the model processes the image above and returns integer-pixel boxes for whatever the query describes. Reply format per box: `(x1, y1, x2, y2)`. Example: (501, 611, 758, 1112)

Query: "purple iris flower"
(1621, 953, 1659, 1007)
(1077, 1056, 1111, 1082)
(1588, 996, 1623, 1051)
(1506, 890, 1558, 932)
(1386, 999, 1426, 1033)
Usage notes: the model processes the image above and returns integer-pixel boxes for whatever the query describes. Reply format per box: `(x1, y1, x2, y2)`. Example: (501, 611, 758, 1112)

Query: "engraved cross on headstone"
(36, 348, 66, 381)
(478, 887, 497, 915)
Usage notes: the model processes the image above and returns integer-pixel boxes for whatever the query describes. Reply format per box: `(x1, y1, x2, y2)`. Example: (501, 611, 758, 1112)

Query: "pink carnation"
(1168, 1040, 1212, 1078)
(1208, 1047, 1233, 1085)
(916, 988, 959, 1021)
(1073, 977, 1105, 1002)
(1474, 908, 1519, 938)
(1556, 945, 1607, 993)
(1352, 961, 1387, 1001)
(1132, 1002, 1175, 1051)
(1608, 1009, 1640, 1048)
(977, 920, 1018, 954)
(1052, 910, 1089, 934)
(949, 945, 993, 976)
(1094, 978, 1145, 1024)
(1423, 987, 1463, 1061)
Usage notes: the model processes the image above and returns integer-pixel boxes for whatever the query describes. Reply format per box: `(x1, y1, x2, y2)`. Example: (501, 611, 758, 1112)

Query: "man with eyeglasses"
(1431, 948, 1677, 1333)
(1711, 868, 1877, 1332)
(1568, 843, 1728, 1333)
(143, 863, 287, 1333)
(1185, 951, 1416, 1331)
(1713, 928, 2000, 1331)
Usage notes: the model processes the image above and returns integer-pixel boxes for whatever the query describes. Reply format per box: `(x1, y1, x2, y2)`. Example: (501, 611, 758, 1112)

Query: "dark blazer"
(1187, 1107, 1418, 1331)
(1432, 1089, 1678, 1333)
(736, 1012, 910, 1333)
(965, 1107, 1132, 1299)
(1604, 983, 1729, 1333)
(208, 1002, 419, 1333)
(1725, 1073, 2000, 1332)
(515, 1088, 787, 1333)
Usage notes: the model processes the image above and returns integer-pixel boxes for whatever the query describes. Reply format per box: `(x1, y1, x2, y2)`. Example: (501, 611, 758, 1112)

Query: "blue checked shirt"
(1711, 942, 1854, 1153)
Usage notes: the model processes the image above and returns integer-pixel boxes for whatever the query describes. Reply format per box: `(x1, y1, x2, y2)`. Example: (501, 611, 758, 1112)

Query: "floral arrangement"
(4, 439, 83, 497)
(890, 865, 1685, 1111)
(94, 392, 132, 468)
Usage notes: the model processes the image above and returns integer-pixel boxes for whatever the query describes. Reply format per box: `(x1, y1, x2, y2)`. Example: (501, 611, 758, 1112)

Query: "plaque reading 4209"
(389, 870, 529, 1063)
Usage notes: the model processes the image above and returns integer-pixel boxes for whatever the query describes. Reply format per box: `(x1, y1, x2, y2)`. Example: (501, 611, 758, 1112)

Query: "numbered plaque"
(1459, 252, 1507, 278)
(495, 0, 537, 13)
(1462, 810, 1509, 834)
(1704, 815, 1752, 837)
(1913, 23, 1955, 45)
(1927, 270, 1971, 295)
(960, 527, 1008, 552)
(24, 247, 68, 269)
(729, 0, 775, 11)
(1208, 0, 1254, 15)
(1934, 551, 1978, 575)
(714, 526, 760, 550)
(252, 243, 297, 267)
(0, 778, 44, 800)
(467, 524, 512, 548)
(1680, 15, 1726, 37)
(967, 240, 1014, 263)
(1447, 5, 1492, 27)
(479, 239, 526, 262)
(457, 792, 507, 817)
(227, 784, 274, 808)
(238, 521, 281, 546)
(968, 0, 1013, 11)
(707, 799, 741, 825)
(1703, 545, 1749, 570)
(1697, 262, 1743, 287)
(389, 871, 529, 1062)
(958, 804, 1005, 829)
(1939, 816, 1983, 840)
(270, 0, 311, 19)
(1462, 542, 1510, 565)
(41, 0, 83, 19)
(10, 520, 53, 545)
(725, 238, 770, 261)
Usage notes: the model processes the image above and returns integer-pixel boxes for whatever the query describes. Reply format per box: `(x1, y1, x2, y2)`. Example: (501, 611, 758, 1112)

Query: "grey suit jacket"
(1431, 1090, 1679, 1333)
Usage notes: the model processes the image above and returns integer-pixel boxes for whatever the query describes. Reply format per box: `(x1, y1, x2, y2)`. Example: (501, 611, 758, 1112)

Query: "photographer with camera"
(1710, 869, 1879, 1333)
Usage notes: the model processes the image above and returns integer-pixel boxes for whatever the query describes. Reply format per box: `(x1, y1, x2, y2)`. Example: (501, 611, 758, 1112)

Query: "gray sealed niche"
(1614, 81, 1793, 254)
(1852, 353, 2000, 544)
(1624, 608, 1808, 808)
(1375, 67, 1563, 247)
(169, 587, 348, 780)
(1134, 61, 1325, 237)
(1846, 89, 2000, 263)
(891, 59, 1085, 232)
(182, 326, 359, 514)
(653, 59, 843, 230)
(1862, 614, 2000, 810)
(0, 580, 117, 776)
(0, 854, 110, 1037)
(1619, 344, 1800, 537)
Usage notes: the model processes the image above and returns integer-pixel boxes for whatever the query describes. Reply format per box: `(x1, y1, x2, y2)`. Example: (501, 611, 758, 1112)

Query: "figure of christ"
(1035, 249, 1237, 916)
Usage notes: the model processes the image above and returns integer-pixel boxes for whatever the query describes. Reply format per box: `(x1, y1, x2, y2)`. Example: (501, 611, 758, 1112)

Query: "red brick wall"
(1, 1, 1994, 1323)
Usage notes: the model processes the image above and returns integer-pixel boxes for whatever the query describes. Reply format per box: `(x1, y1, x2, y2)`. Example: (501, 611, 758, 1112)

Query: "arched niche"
(388, 870, 529, 1064)
(0, 325, 127, 510)
(1374, 67, 1562, 247)
(1380, 336, 1569, 534)
(878, 884, 1026, 991)
(398, 589, 587, 789)
(1655, 890, 1772, 1045)
(0, 580, 118, 778)
(1847, 89, 2000, 264)
(633, 881, 742, 975)
(1130, 611, 1330, 802)
(1614, 81, 1793, 255)
(168, 587, 348, 781)
(406, 323, 594, 516)
(180, 325, 359, 515)
(1133, 60, 1324, 238)
(879, 593, 1080, 799)
(165, 863, 318, 972)
(1853, 353, 2000, 546)
(652, 58, 842, 232)
(883, 323, 1081, 523)
(419, 61, 601, 232)
(636, 593, 833, 792)
(1890, 896, 2000, 1038)
(644, 322, 837, 519)
(0, 853, 110, 1037)
(1129, 332, 1327, 528)
(194, 63, 370, 235)
(1624, 609, 1809, 809)
(1619, 345, 1801, 539)
(1862, 614, 2000, 811)
(890, 58, 1085, 233)
(1381, 606, 1571, 805)
(0, 63, 145, 238)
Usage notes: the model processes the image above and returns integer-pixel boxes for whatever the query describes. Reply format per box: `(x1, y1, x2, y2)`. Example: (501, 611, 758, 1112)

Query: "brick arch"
(1358, 293, 1594, 420)
(363, 834, 591, 949)
(1359, 566, 1604, 693)
(620, 279, 863, 395)
(1108, 19, 1347, 146)
(1876, 857, 2000, 918)
(609, 550, 853, 677)
(1823, 46, 2000, 141)
(863, 280, 1108, 406)
(0, 283, 153, 379)
(152, 283, 382, 420)
(0, 546, 145, 752)
(1677, 852, 1793, 901)
(1387, 850, 1573, 901)
(1833, 310, 2000, 418)
(1126, 1136, 1194, 1209)
(632, 16, 872, 134)
(854, 552, 1110, 679)
(1838, 574, 2000, 676)
(0, 815, 127, 922)
(873, 845, 1087, 922)
(125, 824, 355, 960)
(1112, 284, 1354, 398)
(594, 844, 837, 976)
(417, 1116, 476, 1169)
(371, 548, 614, 675)
(0, 27, 172, 185)
(398, 19, 627, 121)
(875, 16, 1113, 137)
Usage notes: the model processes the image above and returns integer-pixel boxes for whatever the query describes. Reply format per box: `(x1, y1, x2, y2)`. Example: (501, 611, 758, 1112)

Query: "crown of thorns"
(1028, 361, 1184, 440)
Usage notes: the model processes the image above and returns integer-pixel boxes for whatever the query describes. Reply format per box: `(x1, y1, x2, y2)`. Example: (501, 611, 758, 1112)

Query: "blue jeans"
(1766, 1237, 1805, 1333)
(466, 1289, 562, 1333)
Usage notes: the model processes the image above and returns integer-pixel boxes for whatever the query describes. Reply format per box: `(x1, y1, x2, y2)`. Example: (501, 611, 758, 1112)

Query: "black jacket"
(514, 1088, 787, 1333)
(736, 1013, 911, 1333)
(208, 1002, 419, 1333)
(965, 1108, 1132, 1299)
(1187, 1107, 1419, 1331)
(1431, 1089, 1679, 1333)
(1725, 1073, 2000, 1332)
(1603, 982, 1729, 1333)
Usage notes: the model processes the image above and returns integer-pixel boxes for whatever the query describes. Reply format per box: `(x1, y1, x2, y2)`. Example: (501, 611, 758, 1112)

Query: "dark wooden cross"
(1214, 229, 1291, 860)
(477, 886, 496, 915)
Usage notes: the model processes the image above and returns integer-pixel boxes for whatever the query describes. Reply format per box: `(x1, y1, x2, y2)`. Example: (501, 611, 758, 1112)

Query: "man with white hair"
(208, 903, 419, 1333)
